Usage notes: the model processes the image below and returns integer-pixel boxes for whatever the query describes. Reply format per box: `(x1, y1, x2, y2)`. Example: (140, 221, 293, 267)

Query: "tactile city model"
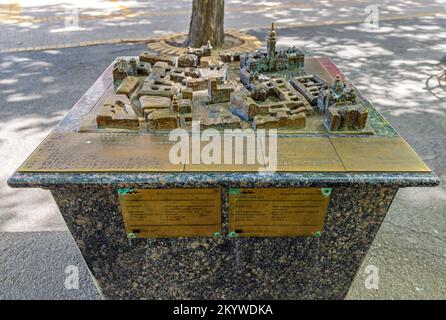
(88, 23, 370, 134)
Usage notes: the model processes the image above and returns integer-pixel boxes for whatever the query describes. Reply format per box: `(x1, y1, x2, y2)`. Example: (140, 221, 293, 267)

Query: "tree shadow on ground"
(0, 43, 147, 232)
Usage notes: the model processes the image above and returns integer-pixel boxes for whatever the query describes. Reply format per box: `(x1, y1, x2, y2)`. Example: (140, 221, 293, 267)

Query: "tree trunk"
(185, 0, 225, 48)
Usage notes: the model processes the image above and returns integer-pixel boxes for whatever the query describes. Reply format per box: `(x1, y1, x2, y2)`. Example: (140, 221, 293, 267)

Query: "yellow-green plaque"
(229, 188, 331, 237)
(118, 188, 221, 238)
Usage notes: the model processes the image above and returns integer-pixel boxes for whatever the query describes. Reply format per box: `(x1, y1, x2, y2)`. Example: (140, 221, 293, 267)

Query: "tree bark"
(185, 0, 225, 48)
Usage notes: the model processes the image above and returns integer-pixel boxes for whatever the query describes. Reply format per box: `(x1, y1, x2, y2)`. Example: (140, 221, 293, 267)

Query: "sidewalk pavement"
(0, 6, 445, 299)
(1, 0, 446, 52)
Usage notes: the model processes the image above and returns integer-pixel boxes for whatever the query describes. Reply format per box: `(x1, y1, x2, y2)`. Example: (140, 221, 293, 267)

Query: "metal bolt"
(118, 188, 135, 195)
(321, 188, 332, 197)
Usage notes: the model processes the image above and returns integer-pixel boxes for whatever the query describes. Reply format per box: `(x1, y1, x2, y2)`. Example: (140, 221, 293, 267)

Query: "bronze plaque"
(18, 132, 184, 172)
(118, 188, 221, 238)
(184, 135, 266, 172)
(274, 137, 345, 172)
(228, 188, 331, 237)
(330, 137, 432, 172)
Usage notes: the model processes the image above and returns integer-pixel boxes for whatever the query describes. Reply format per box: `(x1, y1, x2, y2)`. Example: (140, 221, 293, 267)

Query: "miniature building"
(113, 58, 151, 82)
(116, 76, 140, 97)
(231, 77, 313, 127)
(253, 112, 306, 129)
(178, 54, 198, 68)
(240, 23, 304, 75)
(178, 99, 192, 114)
(139, 96, 171, 117)
(219, 52, 240, 63)
(185, 63, 228, 92)
(251, 83, 269, 101)
(157, 65, 201, 86)
(240, 66, 269, 90)
(317, 75, 357, 113)
(252, 115, 277, 129)
(167, 67, 187, 83)
(240, 66, 254, 89)
(96, 95, 139, 129)
(139, 51, 175, 66)
(181, 88, 193, 100)
(187, 40, 212, 59)
(150, 61, 169, 79)
(208, 78, 234, 103)
(325, 104, 368, 131)
(186, 78, 208, 91)
(139, 79, 175, 98)
(147, 110, 179, 130)
(200, 56, 224, 68)
(185, 69, 200, 79)
(198, 104, 242, 130)
(317, 75, 368, 131)
(290, 74, 327, 105)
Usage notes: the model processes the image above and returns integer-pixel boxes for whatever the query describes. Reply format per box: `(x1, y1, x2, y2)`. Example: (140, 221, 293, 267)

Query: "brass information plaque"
(184, 137, 266, 172)
(229, 188, 331, 237)
(118, 188, 221, 238)
(330, 137, 431, 172)
(18, 132, 184, 172)
(274, 137, 345, 172)
(18, 133, 432, 174)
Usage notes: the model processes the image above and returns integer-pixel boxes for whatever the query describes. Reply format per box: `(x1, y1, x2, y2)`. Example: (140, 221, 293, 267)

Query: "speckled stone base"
(50, 184, 397, 299)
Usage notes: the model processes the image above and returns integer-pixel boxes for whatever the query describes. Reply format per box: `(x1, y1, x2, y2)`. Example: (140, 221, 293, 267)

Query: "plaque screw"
(228, 231, 237, 238)
(128, 232, 137, 239)
(118, 188, 135, 195)
(213, 232, 221, 238)
(314, 231, 322, 238)
(321, 188, 332, 197)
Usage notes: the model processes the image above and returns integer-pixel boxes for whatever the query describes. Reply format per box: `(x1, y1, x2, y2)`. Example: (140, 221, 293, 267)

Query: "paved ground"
(0, 1, 445, 299)
(0, 43, 147, 299)
(0, 231, 100, 299)
(1, 0, 446, 52)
